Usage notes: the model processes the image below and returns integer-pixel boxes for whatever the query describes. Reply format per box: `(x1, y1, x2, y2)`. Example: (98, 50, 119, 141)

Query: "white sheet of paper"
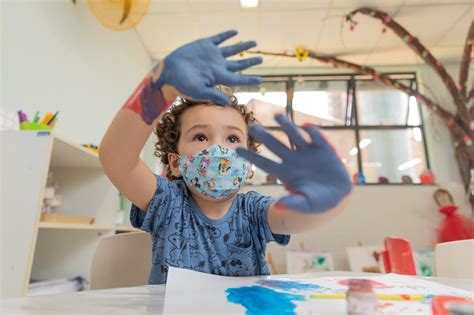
(346, 246, 384, 272)
(163, 267, 473, 314)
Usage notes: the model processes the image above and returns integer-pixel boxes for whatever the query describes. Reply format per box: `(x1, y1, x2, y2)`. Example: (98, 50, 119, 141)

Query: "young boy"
(100, 30, 352, 284)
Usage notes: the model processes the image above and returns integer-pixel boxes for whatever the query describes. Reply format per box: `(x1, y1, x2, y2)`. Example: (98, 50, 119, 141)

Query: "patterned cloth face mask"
(179, 144, 250, 200)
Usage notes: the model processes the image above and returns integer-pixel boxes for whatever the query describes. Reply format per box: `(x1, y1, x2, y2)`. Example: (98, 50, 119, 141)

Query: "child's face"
(168, 104, 249, 177)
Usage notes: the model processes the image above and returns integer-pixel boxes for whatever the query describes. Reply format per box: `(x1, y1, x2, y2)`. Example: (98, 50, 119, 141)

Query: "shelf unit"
(1, 131, 139, 298)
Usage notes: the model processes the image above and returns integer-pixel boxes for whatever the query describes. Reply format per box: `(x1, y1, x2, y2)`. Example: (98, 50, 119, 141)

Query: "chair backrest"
(89, 232, 152, 290)
(435, 240, 474, 279)
(382, 237, 417, 275)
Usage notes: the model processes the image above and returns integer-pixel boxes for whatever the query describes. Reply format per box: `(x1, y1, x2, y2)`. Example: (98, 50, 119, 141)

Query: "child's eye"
(227, 135, 240, 144)
(193, 134, 208, 142)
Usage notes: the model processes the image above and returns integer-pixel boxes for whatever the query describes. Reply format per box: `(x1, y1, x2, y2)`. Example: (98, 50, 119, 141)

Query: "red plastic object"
(382, 237, 416, 275)
(419, 169, 435, 184)
(432, 296, 470, 315)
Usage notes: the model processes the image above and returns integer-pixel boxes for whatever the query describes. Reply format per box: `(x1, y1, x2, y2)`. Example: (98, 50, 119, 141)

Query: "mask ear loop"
(247, 164, 255, 179)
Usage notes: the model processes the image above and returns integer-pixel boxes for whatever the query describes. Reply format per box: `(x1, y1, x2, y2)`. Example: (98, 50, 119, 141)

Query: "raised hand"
(236, 114, 352, 213)
(158, 30, 263, 105)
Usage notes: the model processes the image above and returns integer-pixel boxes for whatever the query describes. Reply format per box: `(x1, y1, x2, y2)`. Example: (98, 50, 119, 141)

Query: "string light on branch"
(403, 35, 414, 43)
(464, 135, 472, 146)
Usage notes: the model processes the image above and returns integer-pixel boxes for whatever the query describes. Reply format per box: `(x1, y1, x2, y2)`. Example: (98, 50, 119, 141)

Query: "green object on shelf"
(20, 121, 52, 131)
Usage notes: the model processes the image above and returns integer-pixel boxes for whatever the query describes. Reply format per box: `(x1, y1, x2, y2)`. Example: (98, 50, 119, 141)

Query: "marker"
(33, 111, 40, 123)
(310, 294, 429, 301)
(41, 112, 53, 125)
(47, 111, 59, 125)
(17, 111, 25, 123)
(17, 111, 29, 122)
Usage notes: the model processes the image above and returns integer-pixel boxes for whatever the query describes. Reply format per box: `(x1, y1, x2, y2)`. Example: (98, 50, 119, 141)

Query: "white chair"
(89, 232, 152, 290)
(435, 240, 474, 279)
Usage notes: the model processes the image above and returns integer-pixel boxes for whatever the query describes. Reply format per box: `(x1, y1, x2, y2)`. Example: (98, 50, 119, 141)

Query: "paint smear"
(338, 279, 394, 289)
(226, 285, 305, 315)
(257, 279, 323, 292)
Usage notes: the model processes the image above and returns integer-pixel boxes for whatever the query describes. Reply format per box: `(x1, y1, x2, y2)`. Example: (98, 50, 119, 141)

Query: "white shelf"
(38, 222, 139, 232)
(50, 134, 101, 169)
(1, 131, 135, 298)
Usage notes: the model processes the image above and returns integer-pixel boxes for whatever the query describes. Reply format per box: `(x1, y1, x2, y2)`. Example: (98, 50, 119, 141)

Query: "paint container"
(346, 279, 379, 315)
(446, 302, 474, 315)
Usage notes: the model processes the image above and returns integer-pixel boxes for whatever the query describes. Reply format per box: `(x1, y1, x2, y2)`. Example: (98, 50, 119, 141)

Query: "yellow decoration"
(295, 47, 309, 62)
(88, 0, 151, 31)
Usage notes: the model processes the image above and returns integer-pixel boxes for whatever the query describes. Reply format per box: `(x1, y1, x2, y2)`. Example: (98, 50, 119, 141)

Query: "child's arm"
(236, 114, 353, 234)
(266, 196, 350, 234)
(99, 30, 263, 211)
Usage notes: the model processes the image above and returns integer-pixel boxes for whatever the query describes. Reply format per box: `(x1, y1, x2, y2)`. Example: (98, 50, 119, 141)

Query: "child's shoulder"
(155, 174, 188, 195)
(236, 190, 274, 210)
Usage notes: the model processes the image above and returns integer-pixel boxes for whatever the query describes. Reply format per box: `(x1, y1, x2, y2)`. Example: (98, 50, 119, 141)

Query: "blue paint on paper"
(257, 279, 323, 292)
(226, 285, 305, 315)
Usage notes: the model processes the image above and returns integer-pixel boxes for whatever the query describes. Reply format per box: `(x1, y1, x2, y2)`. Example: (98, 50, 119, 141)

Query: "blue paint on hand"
(226, 285, 305, 315)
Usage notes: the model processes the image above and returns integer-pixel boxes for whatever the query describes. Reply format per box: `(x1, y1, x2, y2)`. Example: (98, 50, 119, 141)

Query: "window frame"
(237, 72, 431, 185)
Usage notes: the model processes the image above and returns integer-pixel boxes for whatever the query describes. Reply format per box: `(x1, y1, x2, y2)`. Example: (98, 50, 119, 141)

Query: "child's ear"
(168, 152, 181, 177)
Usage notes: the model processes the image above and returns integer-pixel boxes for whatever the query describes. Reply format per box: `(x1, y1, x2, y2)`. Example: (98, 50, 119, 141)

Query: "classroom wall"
(243, 182, 471, 274)
(1, 0, 153, 145)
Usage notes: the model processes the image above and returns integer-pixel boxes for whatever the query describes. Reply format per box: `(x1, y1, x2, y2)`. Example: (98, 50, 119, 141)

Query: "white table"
(2, 273, 473, 314)
(2, 285, 166, 315)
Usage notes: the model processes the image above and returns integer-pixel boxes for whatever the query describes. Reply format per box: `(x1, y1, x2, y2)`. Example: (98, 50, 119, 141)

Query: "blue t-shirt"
(130, 175, 290, 284)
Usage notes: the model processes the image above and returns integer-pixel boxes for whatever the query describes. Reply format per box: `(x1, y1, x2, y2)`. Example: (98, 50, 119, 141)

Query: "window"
(235, 73, 430, 185)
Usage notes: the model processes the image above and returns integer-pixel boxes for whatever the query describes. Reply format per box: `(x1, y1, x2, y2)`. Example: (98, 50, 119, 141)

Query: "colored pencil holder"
(20, 121, 53, 131)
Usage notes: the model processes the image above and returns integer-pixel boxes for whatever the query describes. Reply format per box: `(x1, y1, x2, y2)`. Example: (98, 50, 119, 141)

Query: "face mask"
(179, 144, 250, 200)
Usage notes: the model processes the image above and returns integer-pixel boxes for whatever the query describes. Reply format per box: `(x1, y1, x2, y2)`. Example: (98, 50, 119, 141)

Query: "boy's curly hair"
(154, 88, 260, 180)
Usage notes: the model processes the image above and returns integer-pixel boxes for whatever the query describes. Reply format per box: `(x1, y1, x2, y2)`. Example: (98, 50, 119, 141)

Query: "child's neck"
(191, 193, 236, 220)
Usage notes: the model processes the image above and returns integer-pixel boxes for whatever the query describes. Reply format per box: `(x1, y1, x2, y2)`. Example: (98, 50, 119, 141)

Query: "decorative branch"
(247, 49, 468, 140)
(459, 22, 474, 99)
(347, 8, 471, 130)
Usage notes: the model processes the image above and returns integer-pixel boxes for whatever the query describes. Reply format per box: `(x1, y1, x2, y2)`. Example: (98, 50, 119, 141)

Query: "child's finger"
(249, 124, 290, 159)
(236, 148, 283, 178)
(226, 57, 263, 72)
(303, 124, 328, 147)
(217, 72, 262, 86)
(197, 88, 230, 105)
(221, 41, 257, 57)
(207, 30, 238, 45)
(274, 114, 307, 148)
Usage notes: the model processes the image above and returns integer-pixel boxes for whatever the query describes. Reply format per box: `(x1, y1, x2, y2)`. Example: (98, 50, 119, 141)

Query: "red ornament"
(447, 118, 455, 126)
(434, 189, 474, 244)
(384, 16, 392, 23)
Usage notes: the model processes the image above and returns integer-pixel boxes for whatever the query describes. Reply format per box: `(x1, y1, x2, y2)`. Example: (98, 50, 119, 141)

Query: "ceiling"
(135, 0, 473, 68)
